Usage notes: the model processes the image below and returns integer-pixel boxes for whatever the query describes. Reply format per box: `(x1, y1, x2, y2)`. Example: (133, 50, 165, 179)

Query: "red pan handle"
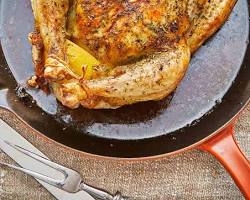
(199, 124, 250, 199)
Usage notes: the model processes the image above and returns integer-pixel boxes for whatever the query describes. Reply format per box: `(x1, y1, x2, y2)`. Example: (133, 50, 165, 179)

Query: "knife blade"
(0, 119, 95, 200)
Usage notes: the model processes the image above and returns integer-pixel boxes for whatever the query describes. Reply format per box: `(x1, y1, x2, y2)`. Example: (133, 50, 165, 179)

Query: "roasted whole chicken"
(29, 0, 236, 109)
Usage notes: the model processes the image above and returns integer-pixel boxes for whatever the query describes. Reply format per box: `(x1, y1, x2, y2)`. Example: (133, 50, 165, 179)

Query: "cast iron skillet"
(0, 0, 250, 198)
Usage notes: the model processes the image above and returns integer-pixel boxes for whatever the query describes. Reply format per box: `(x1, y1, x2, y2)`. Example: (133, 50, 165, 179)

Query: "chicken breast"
(68, 0, 189, 66)
(29, 0, 236, 109)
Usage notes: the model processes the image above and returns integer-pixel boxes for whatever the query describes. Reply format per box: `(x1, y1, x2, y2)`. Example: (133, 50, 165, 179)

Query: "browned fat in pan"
(0, 0, 249, 157)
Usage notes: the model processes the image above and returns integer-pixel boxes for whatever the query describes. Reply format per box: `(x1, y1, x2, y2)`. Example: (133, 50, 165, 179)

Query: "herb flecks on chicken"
(29, 0, 236, 109)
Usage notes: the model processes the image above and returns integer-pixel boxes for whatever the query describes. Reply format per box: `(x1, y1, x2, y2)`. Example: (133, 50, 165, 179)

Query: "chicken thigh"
(29, 0, 236, 109)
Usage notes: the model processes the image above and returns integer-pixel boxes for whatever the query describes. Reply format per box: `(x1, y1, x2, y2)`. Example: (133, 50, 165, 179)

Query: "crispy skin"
(68, 0, 189, 66)
(187, 0, 237, 52)
(30, 0, 236, 109)
(31, 0, 68, 59)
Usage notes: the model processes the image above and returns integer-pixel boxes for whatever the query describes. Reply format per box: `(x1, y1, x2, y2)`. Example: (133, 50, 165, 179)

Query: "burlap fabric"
(0, 104, 249, 200)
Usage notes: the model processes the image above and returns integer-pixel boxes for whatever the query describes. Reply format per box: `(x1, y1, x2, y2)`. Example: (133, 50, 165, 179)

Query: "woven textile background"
(0, 104, 249, 200)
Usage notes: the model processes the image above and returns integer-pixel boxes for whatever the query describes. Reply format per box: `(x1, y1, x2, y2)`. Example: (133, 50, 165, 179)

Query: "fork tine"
(4, 141, 68, 173)
(0, 161, 61, 188)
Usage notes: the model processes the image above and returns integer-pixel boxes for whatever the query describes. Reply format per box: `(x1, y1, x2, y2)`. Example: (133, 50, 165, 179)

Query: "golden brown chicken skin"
(187, 0, 237, 53)
(68, 0, 189, 66)
(29, 0, 236, 109)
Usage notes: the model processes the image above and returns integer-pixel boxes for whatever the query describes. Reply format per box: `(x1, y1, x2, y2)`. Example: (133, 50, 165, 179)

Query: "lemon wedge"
(66, 39, 100, 79)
